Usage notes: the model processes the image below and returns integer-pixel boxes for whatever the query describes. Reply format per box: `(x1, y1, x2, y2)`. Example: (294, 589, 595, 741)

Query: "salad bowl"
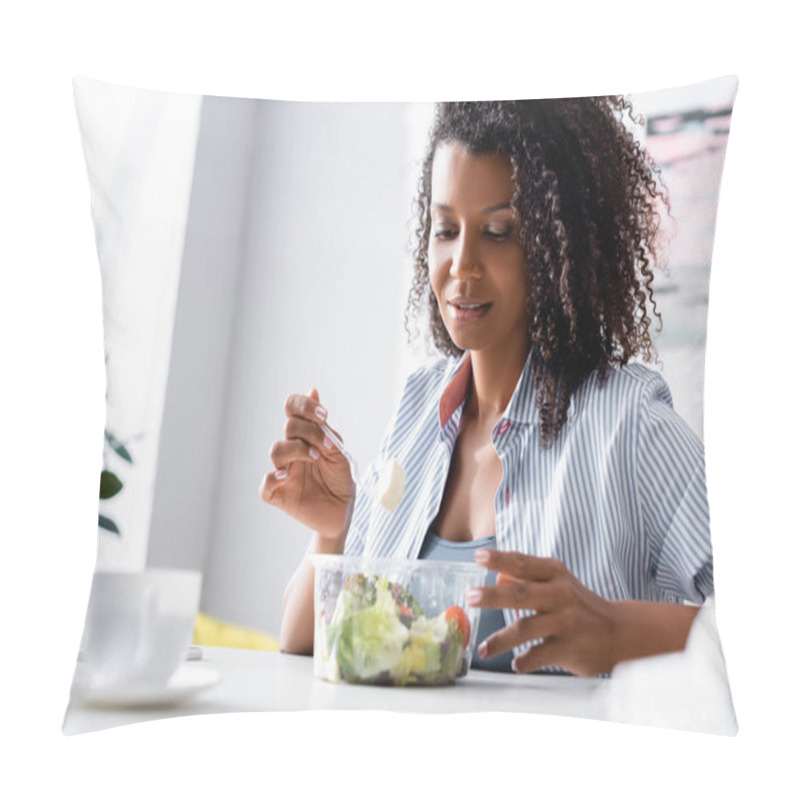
(312, 555, 487, 686)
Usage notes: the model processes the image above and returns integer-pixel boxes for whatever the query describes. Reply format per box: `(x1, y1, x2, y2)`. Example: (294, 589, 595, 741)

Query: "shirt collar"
(437, 348, 540, 430)
(503, 347, 540, 425)
(438, 352, 472, 429)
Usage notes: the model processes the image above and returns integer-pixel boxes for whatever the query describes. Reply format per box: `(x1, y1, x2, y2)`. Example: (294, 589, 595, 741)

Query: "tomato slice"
(445, 606, 471, 644)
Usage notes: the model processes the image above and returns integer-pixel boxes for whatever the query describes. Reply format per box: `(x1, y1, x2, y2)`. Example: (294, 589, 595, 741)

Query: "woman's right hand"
(259, 388, 355, 541)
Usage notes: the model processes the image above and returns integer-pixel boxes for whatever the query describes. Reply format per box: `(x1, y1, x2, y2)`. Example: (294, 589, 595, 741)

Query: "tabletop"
(63, 599, 737, 737)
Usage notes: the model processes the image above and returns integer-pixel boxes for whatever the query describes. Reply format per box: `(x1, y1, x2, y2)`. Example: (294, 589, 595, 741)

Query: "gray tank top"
(418, 529, 513, 672)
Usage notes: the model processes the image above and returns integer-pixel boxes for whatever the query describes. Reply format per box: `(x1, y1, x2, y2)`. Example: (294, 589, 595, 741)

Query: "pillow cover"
(64, 75, 738, 736)
(193, 612, 279, 652)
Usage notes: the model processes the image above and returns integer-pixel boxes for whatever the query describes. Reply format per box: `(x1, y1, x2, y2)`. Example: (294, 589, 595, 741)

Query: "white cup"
(80, 568, 201, 689)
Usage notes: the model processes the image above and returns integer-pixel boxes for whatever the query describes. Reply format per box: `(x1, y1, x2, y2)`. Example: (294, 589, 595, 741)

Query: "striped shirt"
(344, 349, 713, 663)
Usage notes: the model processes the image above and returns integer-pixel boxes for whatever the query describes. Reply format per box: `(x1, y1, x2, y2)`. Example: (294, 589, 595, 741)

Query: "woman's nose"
(450, 232, 482, 279)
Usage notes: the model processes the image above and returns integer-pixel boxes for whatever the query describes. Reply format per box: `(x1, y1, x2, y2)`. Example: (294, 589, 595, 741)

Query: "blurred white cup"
(80, 568, 201, 689)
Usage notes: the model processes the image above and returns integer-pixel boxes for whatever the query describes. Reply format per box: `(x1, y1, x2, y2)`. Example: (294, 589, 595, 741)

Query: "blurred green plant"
(99, 429, 133, 535)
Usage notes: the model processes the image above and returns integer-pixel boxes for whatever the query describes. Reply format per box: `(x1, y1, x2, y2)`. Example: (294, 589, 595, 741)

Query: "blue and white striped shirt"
(344, 350, 713, 659)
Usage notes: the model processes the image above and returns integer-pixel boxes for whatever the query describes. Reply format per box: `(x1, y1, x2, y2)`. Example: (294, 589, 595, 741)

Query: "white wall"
(73, 77, 201, 573)
(147, 96, 257, 574)
(148, 100, 416, 636)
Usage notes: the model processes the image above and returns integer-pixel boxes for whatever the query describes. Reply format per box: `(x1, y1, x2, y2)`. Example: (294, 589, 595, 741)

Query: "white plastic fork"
(318, 421, 363, 484)
(318, 421, 405, 513)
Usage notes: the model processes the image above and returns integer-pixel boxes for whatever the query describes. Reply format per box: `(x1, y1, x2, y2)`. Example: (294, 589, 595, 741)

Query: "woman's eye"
(485, 226, 512, 240)
(431, 223, 514, 241)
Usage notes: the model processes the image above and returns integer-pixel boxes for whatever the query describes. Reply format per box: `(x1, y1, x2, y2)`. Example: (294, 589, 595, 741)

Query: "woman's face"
(428, 141, 529, 362)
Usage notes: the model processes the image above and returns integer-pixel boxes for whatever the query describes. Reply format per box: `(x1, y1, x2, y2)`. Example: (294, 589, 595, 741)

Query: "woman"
(260, 98, 711, 678)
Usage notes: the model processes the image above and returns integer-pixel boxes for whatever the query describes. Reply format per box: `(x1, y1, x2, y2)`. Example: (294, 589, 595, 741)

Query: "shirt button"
(505, 486, 510, 506)
(498, 419, 511, 436)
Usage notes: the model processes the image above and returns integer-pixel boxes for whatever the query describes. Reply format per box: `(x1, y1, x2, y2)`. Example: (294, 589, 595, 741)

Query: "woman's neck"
(465, 343, 528, 425)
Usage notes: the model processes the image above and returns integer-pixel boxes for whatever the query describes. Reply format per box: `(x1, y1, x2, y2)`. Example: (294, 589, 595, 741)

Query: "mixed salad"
(316, 573, 472, 686)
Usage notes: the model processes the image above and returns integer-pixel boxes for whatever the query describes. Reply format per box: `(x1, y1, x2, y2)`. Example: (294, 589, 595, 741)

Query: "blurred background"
(74, 76, 737, 643)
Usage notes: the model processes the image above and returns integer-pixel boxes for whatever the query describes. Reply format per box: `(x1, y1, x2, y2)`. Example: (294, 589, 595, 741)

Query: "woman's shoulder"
(401, 354, 464, 395)
(577, 361, 673, 413)
(379, 355, 462, 448)
(611, 361, 671, 393)
(572, 361, 701, 457)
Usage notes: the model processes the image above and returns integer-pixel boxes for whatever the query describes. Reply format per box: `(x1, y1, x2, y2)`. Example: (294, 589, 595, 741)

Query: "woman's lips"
(447, 300, 493, 322)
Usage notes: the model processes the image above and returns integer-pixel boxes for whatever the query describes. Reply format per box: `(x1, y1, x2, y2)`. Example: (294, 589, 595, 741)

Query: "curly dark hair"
(406, 98, 669, 447)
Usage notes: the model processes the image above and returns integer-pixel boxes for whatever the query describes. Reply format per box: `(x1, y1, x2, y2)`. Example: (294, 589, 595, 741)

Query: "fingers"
(284, 389, 344, 446)
(269, 438, 323, 472)
(475, 547, 566, 583)
(477, 611, 559, 661)
(510, 639, 568, 674)
(260, 386, 347, 506)
(259, 443, 307, 506)
(259, 469, 286, 504)
(260, 435, 324, 504)
(469, 580, 533, 609)
(466, 576, 561, 614)
(285, 390, 329, 426)
(475, 612, 573, 674)
(284, 416, 335, 453)
(269, 387, 341, 471)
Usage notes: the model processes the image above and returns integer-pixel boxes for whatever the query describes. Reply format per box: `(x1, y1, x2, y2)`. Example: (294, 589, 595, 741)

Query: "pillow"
(64, 75, 738, 736)
(193, 612, 279, 652)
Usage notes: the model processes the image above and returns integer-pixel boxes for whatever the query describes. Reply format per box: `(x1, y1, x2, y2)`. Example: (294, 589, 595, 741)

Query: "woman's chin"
(444, 320, 488, 351)
(450, 337, 496, 357)
(445, 331, 478, 352)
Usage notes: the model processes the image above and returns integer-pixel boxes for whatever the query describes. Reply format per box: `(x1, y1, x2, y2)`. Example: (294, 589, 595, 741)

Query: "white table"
(63, 600, 737, 737)
(64, 646, 609, 734)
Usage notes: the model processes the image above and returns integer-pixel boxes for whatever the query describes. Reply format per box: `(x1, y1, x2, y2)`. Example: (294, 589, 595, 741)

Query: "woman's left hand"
(468, 548, 616, 677)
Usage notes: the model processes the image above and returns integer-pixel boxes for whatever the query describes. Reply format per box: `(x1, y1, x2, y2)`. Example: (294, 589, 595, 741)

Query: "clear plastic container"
(312, 554, 487, 687)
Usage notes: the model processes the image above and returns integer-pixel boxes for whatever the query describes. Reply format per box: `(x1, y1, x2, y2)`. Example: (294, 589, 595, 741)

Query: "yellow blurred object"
(193, 612, 279, 652)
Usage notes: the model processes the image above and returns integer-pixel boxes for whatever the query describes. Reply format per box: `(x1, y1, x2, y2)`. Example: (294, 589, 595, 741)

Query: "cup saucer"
(71, 662, 220, 708)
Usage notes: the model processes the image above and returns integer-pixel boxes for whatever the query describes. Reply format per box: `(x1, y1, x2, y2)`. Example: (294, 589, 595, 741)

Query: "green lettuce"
(323, 573, 466, 685)
(330, 578, 410, 681)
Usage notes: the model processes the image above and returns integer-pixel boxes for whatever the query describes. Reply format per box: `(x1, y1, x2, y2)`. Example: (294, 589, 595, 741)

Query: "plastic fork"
(318, 421, 405, 512)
